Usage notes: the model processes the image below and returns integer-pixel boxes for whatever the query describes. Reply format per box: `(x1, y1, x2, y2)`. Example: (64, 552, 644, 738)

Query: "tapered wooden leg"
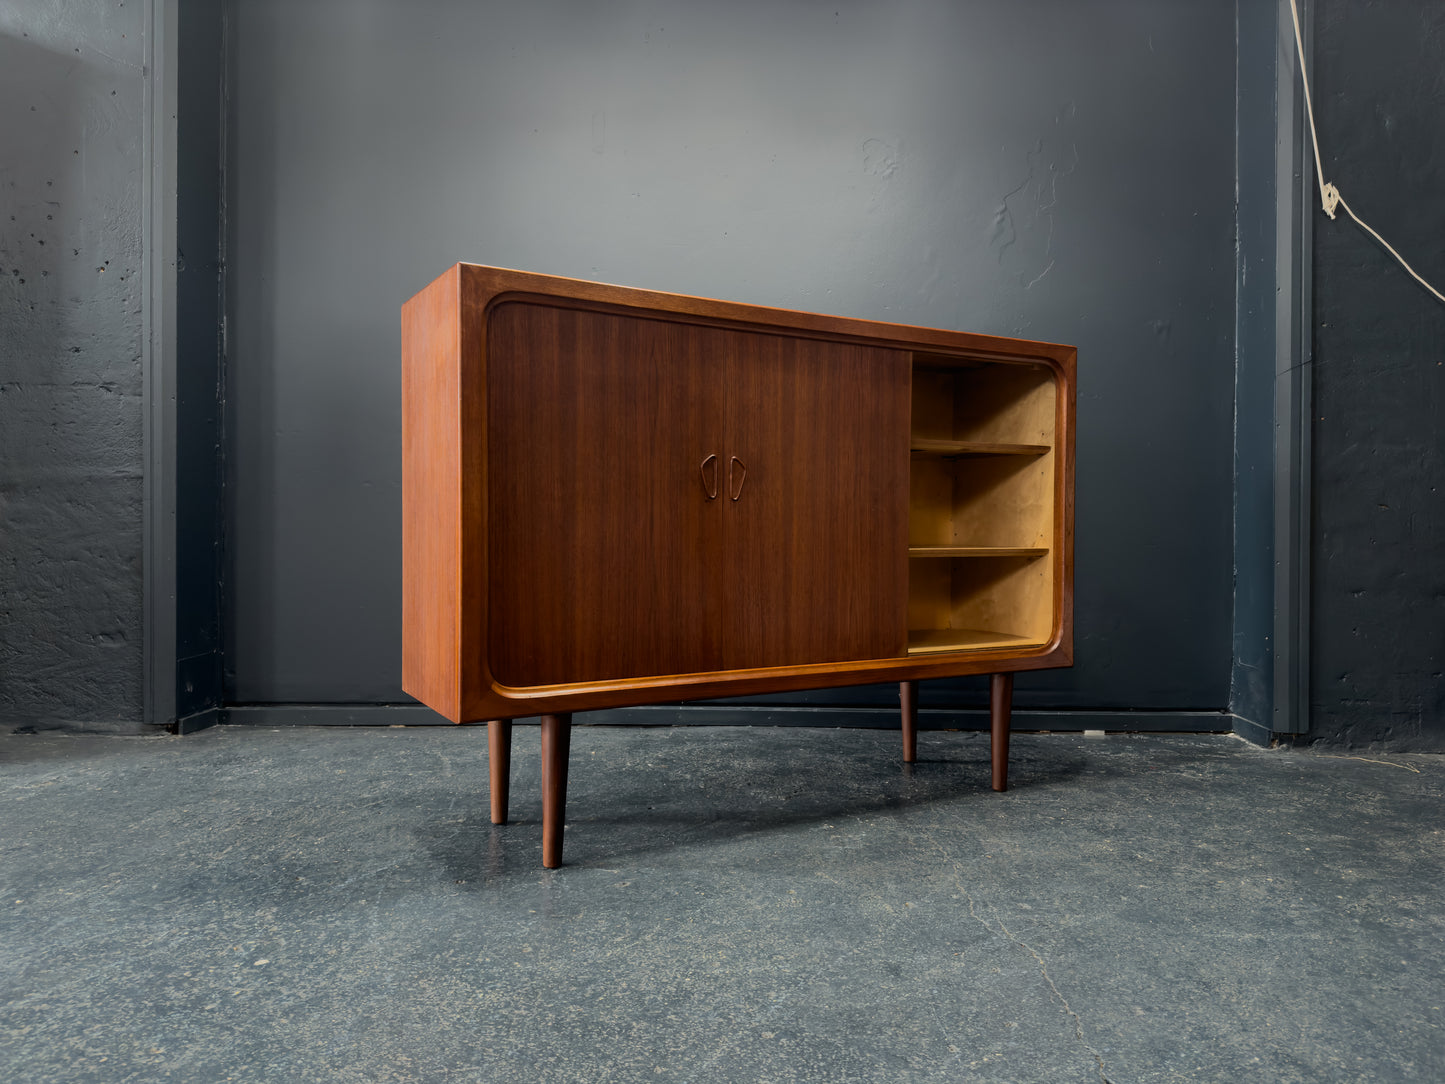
(990, 672, 1014, 792)
(488, 720, 512, 825)
(540, 713, 572, 869)
(900, 681, 918, 763)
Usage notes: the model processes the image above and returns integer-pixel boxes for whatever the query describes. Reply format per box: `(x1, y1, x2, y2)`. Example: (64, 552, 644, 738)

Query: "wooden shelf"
(910, 438, 1050, 457)
(907, 628, 1045, 655)
(908, 546, 1048, 559)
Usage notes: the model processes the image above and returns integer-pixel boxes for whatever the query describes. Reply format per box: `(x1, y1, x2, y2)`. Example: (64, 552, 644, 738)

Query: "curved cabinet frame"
(403, 264, 1074, 866)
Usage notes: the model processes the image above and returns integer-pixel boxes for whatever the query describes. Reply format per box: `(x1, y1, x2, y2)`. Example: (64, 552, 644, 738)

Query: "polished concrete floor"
(2, 723, 1442, 1083)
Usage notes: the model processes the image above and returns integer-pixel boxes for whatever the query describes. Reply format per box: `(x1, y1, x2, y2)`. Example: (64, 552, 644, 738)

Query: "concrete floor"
(1, 724, 1442, 1083)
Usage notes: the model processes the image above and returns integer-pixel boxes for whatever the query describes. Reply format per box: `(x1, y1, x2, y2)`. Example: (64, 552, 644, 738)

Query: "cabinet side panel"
(401, 267, 462, 720)
(1056, 350, 1077, 660)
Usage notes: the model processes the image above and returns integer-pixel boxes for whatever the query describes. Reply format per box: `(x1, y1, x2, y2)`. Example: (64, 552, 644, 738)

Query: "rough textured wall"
(228, 0, 1239, 715)
(0, 4, 146, 730)
(1309, 1, 1445, 749)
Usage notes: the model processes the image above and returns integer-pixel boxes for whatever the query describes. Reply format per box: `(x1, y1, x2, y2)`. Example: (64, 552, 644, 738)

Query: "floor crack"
(995, 915, 1113, 1084)
(1305, 753, 1423, 774)
(934, 836, 1114, 1084)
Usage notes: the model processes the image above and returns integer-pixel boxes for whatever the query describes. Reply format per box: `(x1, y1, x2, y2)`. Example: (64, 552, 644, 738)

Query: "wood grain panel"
(486, 302, 725, 686)
(401, 266, 462, 720)
(723, 336, 910, 667)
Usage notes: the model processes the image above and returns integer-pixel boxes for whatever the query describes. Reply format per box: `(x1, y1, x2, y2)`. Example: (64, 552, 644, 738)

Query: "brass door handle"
(700, 454, 719, 500)
(729, 456, 746, 501)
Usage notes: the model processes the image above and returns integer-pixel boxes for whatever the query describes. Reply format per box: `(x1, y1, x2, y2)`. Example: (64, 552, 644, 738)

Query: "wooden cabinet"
(403, 264, 1074, 866)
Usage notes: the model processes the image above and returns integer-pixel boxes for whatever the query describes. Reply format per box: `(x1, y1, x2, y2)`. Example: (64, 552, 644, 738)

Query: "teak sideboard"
(402, 264, 1075, 868)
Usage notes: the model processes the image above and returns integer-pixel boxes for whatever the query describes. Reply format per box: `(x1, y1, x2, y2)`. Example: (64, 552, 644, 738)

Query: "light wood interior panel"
(905, 355, 1059, 655)
(910, 369, 959, 442)
(911, 357, 1057, 445)
(908, 451, 1054, 549)
(906, 555, 1053, 653)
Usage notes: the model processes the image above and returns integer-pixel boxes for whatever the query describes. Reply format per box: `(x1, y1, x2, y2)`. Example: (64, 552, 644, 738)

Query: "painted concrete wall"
(1309, 1, 1445, 750)
(0, 4, 146, 731)
(225, 0, 1240, 717)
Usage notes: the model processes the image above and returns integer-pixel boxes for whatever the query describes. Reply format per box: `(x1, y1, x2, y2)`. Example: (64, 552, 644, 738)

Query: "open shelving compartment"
(906, 353, 1058, 655)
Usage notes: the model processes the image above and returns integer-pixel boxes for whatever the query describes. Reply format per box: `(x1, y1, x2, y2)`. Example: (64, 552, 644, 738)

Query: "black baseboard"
(222, 702, 1233, 733)
(173, 707, 223, 735)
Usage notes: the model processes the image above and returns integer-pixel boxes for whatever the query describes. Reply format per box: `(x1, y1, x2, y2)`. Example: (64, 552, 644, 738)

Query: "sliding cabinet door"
(487, 303, 726, 686)
(722, 334, 910, 669)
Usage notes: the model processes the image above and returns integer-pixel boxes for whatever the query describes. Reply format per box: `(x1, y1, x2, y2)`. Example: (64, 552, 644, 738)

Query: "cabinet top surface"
(417, 262, 1076, 369)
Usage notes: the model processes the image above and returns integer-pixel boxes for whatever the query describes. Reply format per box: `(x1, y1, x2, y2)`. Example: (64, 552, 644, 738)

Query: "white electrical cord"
(1288, 0, 1445, 304)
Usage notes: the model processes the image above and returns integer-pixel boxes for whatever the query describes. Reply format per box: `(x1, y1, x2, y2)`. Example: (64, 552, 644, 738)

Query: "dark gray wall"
(1308, 1, 1445, 750)
(0, 5, 147, 731)
(226, 0, 1239, 717)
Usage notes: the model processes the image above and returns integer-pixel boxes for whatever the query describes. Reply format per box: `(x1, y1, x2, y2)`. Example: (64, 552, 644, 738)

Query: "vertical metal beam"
(1272, 0, 1313, 735)
(173, 0, 228, 729)
(142, 0, 179, 730)
(1232, 0, 1280, 740)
